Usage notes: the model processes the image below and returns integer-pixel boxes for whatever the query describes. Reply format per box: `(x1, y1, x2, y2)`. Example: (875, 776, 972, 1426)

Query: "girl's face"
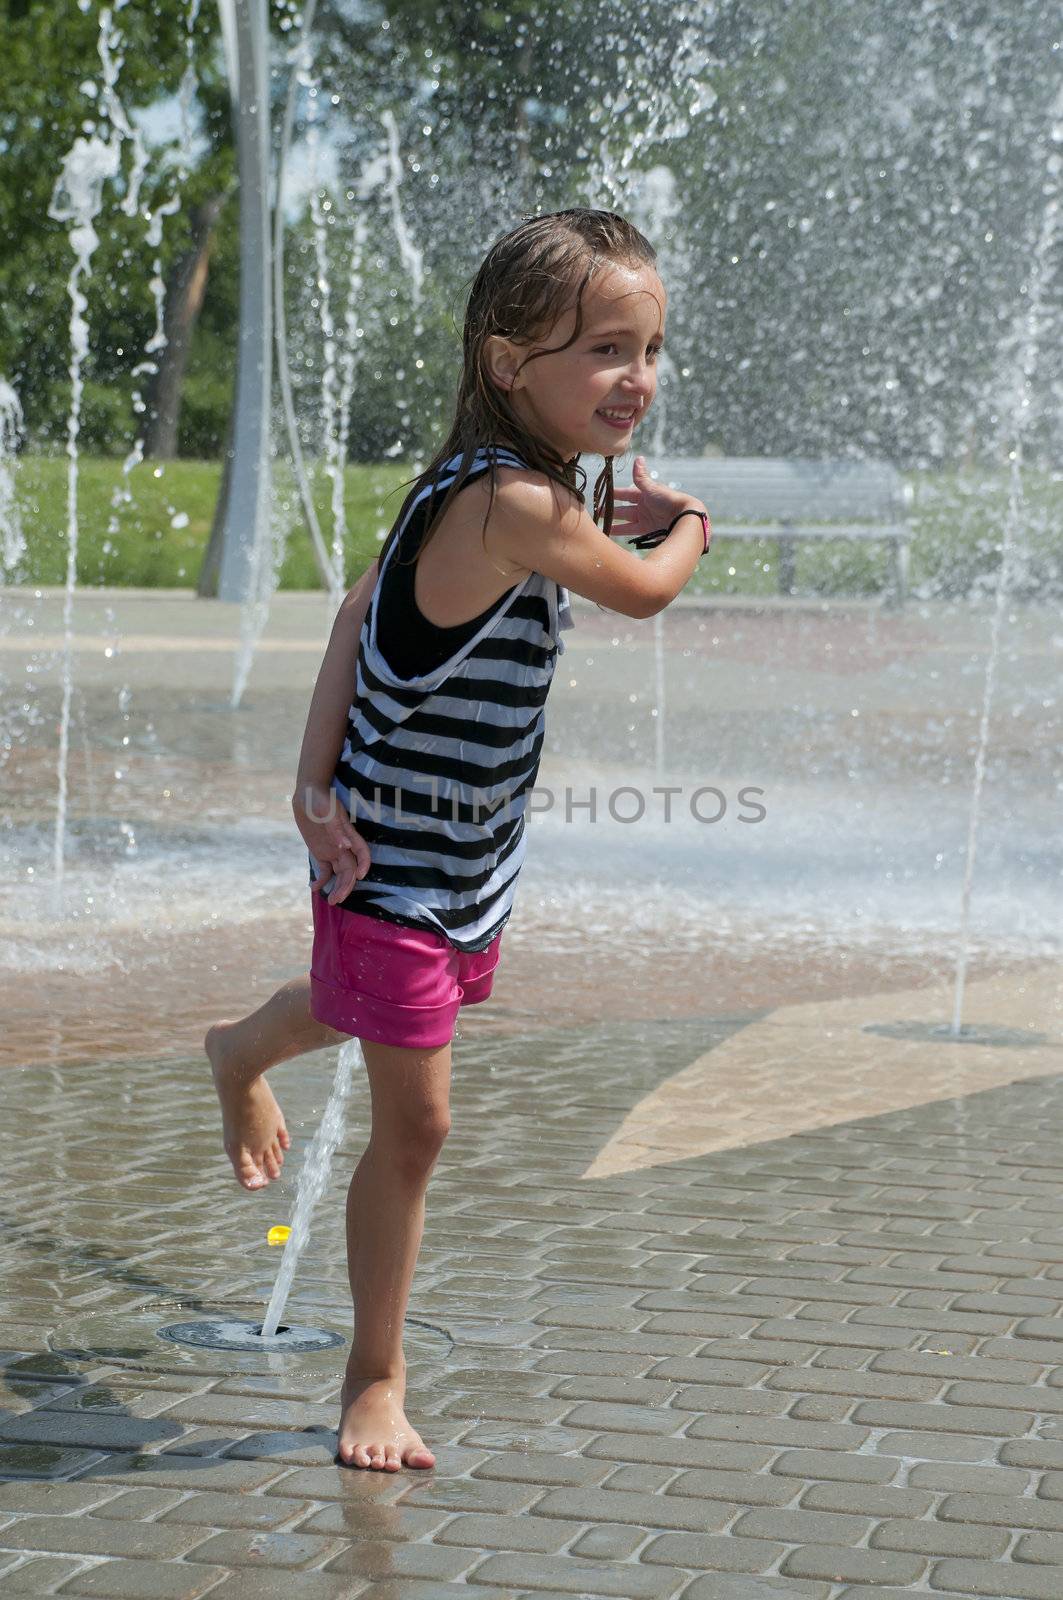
(486, 261, 666, 459)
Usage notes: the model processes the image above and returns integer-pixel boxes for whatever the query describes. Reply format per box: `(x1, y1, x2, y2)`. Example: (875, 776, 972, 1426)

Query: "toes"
(349, 1443, 372, 1468)
(261, 1147, 281, 1180)
(407, 1443, 435, 1468)
(233, 1149, 265, 1189)
(278, 1125, 292, 1151)
(368, 1444, 386, 1468)
(383, 1446, 402, 1470)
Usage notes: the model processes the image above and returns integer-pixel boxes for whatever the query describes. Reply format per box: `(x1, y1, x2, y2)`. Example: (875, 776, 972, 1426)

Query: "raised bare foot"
(337, 1371, 436, 1470)
(206, 1021, 292, 1191)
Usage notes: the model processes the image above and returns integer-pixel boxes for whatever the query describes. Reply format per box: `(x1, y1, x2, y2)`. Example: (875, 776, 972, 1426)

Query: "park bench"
(622, 455, 915, 607)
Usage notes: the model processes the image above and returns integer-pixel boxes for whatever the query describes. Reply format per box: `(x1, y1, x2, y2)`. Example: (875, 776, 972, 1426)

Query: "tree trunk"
(143, 192, 228, 460)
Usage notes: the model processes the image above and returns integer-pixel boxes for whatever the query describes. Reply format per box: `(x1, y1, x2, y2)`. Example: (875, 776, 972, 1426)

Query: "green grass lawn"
(5, 454, 1061, 600)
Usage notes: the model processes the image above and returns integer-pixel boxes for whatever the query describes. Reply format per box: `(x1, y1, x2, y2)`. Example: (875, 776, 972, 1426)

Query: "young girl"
(207, 207, 711, 1472)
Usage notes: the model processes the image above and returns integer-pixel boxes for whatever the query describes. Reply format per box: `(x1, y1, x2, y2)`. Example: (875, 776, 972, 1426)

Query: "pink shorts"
(309, 894, 502, 1049)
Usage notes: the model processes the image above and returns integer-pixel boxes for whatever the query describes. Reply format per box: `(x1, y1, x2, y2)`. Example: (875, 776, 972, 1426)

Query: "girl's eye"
(594, 343, 664, 358)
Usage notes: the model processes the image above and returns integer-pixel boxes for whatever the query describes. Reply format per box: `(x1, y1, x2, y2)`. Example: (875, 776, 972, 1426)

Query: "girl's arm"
(483, 460, 708, 619)
(292, 557, 379, 904)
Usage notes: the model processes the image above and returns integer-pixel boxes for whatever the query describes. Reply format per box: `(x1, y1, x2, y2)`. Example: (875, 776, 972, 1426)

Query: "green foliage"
(11, 454, 1061, 603)
(7, 455, 409, 589)
(0, 0, 233, 448)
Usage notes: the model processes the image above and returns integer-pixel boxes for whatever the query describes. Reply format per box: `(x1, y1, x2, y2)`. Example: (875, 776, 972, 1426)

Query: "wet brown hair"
(378, 207, 659, 573)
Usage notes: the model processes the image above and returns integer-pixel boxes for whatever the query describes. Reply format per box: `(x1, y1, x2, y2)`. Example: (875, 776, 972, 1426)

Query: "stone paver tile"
(466, 1550, 684, 1596)
(470, 1450, 610, 1487)
(163, 1395, 337, 1430)
(947, 1380, 1063, 1413)
(88, 1456, 288, 1492)
(751, 1319, 917, 1350)
(582, 1432, 774, 1472)
(319, 1538, 478, 1581)
(569, 1522, 646, 1559)
(0, 1414, 184, 1452)
(770, 1448, 897, 1484)
(908, 1461, 1032, 1494)
(872, 1429, 1001, 1464)
(672, 1385, 792, 1418)
(800, 1482, 934, 1518)
(88, 1488, 187, 1521)
(554, 1402, 685, 1436)
(50, 1559, 227, 1599)
(601, 1465, 676, 1493)
(439, 1396, 572, 1424)
(646, 1357, 775, 1387)
(928, 1557, 1063, 1597)
(457, 1422, 596, 1454)
(399, 1477, 542, 1514)
(871, 1350, 1046, 1385)
(300, 1503, 453, 1540)
(0, 1483, 123, 1516)
(1, 1557, 92, 1593)
(0, 1445, 106, 1479)
(789, 1394, 856, 1423)
(871, 1517, 1009, 1558)
(223, 1431, 350, 1466)
(682, 1578, 831, 1599)
(1014, 1530, 1063, 1562)
(781, 1545, 928, 1585)
(685, 1415, 870, 1450)
(852, 1399, 1031, 1435)
(531, 1350, 657, 1378)
(938, 1492, 1063, 1532)
(665, 1468, 795, 1506)
(640, 1531, 783, 1571)
(0, 1515, 203, 1560)
(535, 1485, 735, 1533)
(41, 1389, 194, 1422)
(1001, 1440, 1063, 1470)
(733, 1507, 872, 1544)
(433, 1510, 585, 1553)
(183, 1528, 343, 1568)
(546, 1377, 677, 1405)
(201, 1574, 368, 1600)
(766, 1369, 941, 1402)
(159, 1490, 310, 1529)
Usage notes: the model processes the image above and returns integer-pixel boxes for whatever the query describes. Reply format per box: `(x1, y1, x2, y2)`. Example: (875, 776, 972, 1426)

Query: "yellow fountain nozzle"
(267, 1225, 292, 1247)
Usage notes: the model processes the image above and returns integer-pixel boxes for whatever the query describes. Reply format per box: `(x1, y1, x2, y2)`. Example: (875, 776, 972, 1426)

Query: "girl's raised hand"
(608, 455, 701, 541)
(292, 781, 372, 907)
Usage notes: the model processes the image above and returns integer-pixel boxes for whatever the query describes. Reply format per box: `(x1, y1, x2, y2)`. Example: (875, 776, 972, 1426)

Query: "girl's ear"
(483, 334, 521, 393)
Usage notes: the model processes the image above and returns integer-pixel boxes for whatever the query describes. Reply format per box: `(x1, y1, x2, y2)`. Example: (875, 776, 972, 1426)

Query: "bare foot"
(337, 1371, 436, 1471)
(206, 1021, 292, 1191)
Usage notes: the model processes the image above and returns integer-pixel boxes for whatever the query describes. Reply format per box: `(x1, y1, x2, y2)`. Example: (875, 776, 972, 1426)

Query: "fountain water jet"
(948, 84, 1063, 1039)
(260, 1038, 359, 1338)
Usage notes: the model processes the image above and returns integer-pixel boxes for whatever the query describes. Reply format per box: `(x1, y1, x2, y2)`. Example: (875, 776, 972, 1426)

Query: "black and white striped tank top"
(311, 444, 574, 952)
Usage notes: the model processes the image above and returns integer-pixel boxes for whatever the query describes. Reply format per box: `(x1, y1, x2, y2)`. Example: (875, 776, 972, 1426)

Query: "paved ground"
(3, 585, 1063, 1596)
(2, 986, 1063, 1599)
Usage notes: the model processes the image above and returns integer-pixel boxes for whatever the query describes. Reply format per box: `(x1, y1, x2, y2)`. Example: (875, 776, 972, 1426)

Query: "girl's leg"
(337, 1034, 451, 1471)
(206, 975, 347, 1191)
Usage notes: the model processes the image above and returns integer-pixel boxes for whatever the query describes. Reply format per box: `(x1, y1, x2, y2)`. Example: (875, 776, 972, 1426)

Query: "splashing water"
(381, 108, 424, 307)
(260, 1040, 359, 1339)
(949, 85, 1063, 1037)
(0, 379, 25, 575)
(47, 131, 122, 902)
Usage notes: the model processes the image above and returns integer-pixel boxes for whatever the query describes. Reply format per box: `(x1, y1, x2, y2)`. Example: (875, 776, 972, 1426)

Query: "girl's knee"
(374, 1111, 450, 1178)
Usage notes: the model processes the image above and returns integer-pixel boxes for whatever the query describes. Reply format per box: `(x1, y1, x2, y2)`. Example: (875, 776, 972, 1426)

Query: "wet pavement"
(2, 981, 1063, 1598)
(2, 586, 1063, 1595)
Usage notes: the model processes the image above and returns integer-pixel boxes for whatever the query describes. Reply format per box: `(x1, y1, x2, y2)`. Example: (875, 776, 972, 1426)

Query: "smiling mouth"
(597, 409, 638, 424)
